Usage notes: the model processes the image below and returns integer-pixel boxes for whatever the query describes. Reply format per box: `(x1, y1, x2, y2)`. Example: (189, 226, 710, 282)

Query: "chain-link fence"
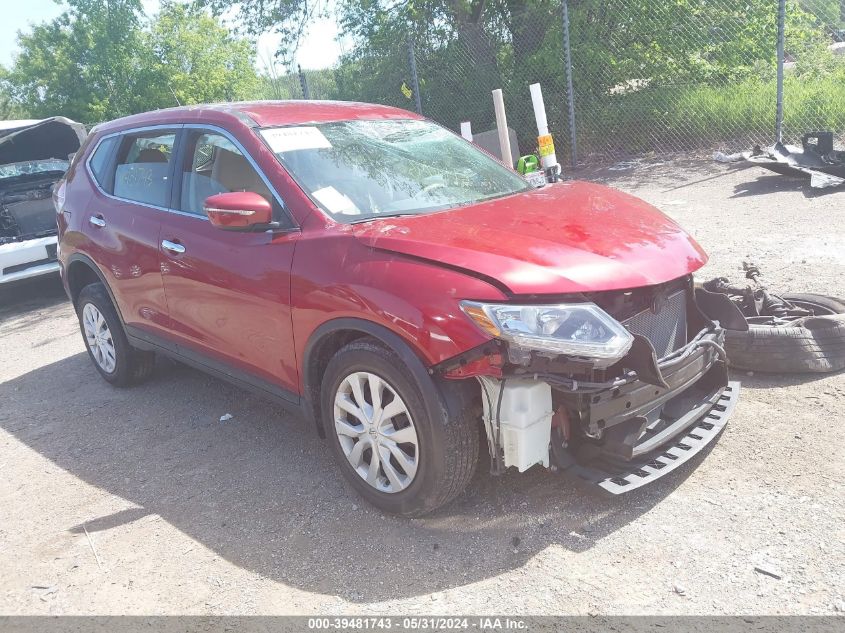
(283, 0, 845, 166)
(565, 0, 845, 162)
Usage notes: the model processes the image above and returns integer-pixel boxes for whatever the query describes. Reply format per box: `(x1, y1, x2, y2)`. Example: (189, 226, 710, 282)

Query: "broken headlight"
(460, 301, 634, 364)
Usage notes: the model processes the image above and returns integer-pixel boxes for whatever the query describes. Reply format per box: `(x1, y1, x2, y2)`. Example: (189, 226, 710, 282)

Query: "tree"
(0, 67, 29, 120)
(3, 0, 260, 124)
(140, 2, 260, 108)
(4, 0, 145, 123)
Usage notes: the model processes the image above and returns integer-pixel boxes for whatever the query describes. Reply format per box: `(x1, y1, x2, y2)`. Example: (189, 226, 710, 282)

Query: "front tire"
(321, 339, 478, 516)
(76, 283, 155, 386)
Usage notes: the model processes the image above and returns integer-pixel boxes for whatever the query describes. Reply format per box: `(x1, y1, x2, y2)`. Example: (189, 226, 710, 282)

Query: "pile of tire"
(724, 293, 845, 373)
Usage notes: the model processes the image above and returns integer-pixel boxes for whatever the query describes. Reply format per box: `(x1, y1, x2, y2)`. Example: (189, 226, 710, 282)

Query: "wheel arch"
(66, 254, 124, 323)
(302, 318, 467, 439)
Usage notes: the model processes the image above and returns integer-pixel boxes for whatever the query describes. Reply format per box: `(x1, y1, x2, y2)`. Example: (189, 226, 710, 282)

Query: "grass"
(574, 68, 845, 156)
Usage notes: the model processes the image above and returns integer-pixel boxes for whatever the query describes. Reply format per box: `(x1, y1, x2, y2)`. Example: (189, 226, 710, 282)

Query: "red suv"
(57, 102, 739, 516)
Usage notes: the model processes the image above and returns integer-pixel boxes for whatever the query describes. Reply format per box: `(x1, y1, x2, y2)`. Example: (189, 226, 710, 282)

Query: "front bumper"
(556, 328, 740, 493)
(571, 380, 739, 493)
(0, 235, 59, 284)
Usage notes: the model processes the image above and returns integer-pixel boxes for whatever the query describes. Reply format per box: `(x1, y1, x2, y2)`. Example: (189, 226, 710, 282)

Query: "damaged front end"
(0, 162, 66, 245)
(439, 276, 741, 494)
(0, 117, 86, 283)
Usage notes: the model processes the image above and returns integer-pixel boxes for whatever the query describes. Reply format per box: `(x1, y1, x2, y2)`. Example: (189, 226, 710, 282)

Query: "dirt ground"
(1, 159, 843, 616)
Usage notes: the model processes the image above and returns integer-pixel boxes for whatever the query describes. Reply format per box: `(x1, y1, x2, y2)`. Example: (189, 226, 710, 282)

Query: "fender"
(303, 317, 465, 439)
(65, 252, 126, 324)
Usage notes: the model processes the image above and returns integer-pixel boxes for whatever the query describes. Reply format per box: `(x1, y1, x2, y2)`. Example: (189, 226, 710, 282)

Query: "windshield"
(259, 119, 530, 222)
(0, 159, 69, 180)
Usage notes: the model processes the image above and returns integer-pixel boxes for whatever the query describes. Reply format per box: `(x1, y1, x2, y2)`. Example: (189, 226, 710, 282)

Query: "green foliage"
(0, 66, 29, 120)
(3, 0, 146, 123)
(197, 0, 327, 66)
(206, 0, 841, 154)
(2, 0, 260, 124)
(140, 2, 260, 108)
(576, 61, 845, 155)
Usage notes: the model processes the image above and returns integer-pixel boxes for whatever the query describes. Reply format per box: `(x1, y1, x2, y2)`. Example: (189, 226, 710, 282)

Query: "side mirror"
(204, 192, 273, 230)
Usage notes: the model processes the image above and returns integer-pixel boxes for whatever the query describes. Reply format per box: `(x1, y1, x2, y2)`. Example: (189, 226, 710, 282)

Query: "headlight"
(460, 301, 634, 364)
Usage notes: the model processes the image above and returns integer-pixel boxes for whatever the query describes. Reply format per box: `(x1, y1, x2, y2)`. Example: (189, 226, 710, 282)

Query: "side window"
(89, 136, 118, 193)
(179, 132, 278, 218)
(113, 132, 177, 207)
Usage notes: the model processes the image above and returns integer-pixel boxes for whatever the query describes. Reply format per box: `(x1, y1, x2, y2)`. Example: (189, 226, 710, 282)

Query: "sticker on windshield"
(312, 186, 360, 215)
(261, 127, 332, 153)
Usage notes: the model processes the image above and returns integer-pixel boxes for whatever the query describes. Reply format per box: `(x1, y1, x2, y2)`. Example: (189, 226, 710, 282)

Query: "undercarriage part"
(702, 263, 845, 373)
(694, 287, 748, 331)
(716, 132, 845, 189)
(477, 377, 553, 474)
(703, 261, 832, 326)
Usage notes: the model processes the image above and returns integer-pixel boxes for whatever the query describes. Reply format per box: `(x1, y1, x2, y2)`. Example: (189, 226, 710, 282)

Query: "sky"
(0, 0, 344, 72)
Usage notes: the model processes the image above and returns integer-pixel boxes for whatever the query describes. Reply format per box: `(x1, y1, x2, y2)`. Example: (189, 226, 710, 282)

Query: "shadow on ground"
(731, 174, 841, 199)
(0, 350, 715, 602)
(573, 155, 746, 192)
(0, 274, 68, 324)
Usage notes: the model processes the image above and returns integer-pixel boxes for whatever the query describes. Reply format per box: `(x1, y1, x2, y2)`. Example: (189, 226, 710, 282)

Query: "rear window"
(88, 136, 118, 192)
(113, 132, 177, 207)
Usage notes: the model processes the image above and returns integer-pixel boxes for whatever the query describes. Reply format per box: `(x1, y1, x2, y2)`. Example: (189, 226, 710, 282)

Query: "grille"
(622, 289, 687, 358)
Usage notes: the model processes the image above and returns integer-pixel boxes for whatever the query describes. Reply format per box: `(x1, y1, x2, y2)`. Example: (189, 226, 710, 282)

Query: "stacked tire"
(724, 293, 845, 373)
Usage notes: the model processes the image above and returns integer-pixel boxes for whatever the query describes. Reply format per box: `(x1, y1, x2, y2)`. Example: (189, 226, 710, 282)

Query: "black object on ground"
(715, 131, 845, 189)
(702, 262, 845, 373)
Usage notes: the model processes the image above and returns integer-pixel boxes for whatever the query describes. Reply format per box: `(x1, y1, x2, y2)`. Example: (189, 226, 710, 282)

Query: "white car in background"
(0, 117, 86, 285)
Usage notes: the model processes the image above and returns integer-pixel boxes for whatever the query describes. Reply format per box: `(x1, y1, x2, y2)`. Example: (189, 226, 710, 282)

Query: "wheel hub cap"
(82, 303, 116, 373)
(333, 371, 419, 493)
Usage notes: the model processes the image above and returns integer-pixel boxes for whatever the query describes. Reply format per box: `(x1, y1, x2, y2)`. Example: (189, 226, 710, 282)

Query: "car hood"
(0, 117, 87, 165)
(352, 181, 707, 296)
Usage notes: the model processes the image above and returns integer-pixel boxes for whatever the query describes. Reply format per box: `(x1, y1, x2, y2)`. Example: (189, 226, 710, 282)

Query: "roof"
(94, 100, 423, 133)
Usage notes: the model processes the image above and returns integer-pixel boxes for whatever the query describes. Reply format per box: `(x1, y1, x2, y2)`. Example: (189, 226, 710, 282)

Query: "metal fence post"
(561, 0, 578, 167)
(298, 65, 311, 100)
(775, 0, 786, 144)
(407, 38, 423, 115)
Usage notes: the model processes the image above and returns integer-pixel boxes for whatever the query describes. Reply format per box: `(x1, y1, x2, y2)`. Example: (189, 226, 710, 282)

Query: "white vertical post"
(529, 83, 549, 137)
(529, 82, 558, 172)
(460, 121, 473, 142)
(492, 89, 512, 168)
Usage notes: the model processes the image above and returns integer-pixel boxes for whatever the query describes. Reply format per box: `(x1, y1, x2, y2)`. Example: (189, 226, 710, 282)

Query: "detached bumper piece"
(570, 381, 739, 494)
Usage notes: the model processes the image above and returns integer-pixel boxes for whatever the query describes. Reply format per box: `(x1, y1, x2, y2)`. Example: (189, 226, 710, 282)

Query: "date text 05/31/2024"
(307, 617, 528, 630)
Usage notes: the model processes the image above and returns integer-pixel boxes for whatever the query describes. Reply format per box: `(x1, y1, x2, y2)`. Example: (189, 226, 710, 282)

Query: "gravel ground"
(1, 159, 843, 616)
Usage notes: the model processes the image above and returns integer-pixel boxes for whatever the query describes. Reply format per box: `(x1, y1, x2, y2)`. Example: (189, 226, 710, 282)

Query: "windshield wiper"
(349, 213, 419, 224)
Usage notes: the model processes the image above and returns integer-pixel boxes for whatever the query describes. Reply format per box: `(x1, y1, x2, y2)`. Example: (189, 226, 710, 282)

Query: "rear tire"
(321, 338, 478, 516)
(724, 293, 845, 373)
(76, 283, 155, 386)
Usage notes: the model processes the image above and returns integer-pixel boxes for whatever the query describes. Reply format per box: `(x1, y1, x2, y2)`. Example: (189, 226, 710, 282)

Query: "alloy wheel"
(82, 303, 117, 373)
(333, 371, 419, 493)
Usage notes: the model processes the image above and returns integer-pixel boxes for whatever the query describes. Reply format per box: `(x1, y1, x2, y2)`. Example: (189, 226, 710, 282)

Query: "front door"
(159, 128, 300, 397)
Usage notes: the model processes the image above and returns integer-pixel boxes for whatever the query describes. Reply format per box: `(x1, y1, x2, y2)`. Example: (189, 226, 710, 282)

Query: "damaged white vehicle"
(0, 117, 86, 284)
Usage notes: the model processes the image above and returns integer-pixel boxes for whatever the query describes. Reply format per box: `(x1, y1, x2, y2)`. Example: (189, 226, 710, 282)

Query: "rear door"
(158, 126, 300, 398)
(82, 127, 180, 338)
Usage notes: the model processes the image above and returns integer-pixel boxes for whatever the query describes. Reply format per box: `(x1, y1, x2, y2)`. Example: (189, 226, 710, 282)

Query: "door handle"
(89, 215, 106, 228)
(161, 239, 186, 255)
